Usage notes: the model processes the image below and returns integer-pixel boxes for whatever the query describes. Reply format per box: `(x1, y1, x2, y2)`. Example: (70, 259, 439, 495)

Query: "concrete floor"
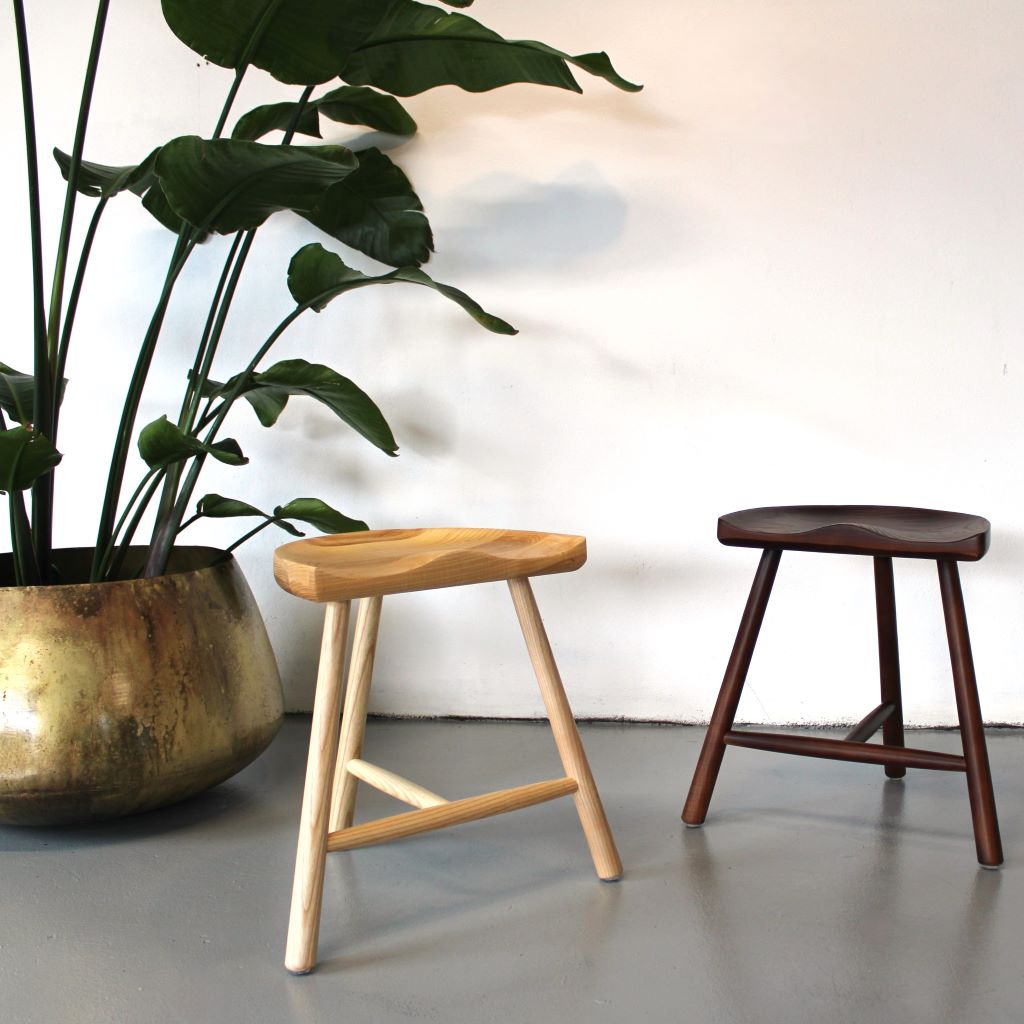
(1, 718, 1023, 1024)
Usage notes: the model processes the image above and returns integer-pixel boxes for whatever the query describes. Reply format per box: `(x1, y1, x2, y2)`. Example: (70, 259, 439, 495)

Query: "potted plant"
(0, 0, 640, 824)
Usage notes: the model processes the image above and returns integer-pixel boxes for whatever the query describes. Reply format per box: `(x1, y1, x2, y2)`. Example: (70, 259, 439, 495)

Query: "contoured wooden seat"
(717, 504, 990, 561)
(274, 527, 587, 601)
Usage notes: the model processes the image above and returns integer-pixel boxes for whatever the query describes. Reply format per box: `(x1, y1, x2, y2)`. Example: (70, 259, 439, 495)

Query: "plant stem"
(0, 408, 26, 585)
(107, 471, 165, 581)
(209, 0, 288, 139)
(226, 519, 272, 553)
(52, 196, 109, 434)
(106, 57, 256, 573)
(212, 66, 247, 141)
(183, 232, 256, 432)
(12, 0, 53, 582)
(92, 467, 159, 580)
(182, 85, 314, 440)
(91, 232, 195, 581)
(47, 0, 111, 378)
(148, 228, 256, 536)
(176, 512, 202, 534)
(182, 86, 313, 439)
(7, 503, 23, 586)
(11, 1, 46, 399)
(143, 86, 316, 576)
(178, 231, 246, 430)
(9, 493, 39, 586)
(143, 302, 310, 577)
(150, 230, 247, 542)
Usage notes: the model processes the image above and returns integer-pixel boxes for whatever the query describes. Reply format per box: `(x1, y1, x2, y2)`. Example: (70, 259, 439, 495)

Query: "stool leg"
(285, 600, 351, 974)
(330, 596, 383, 832)
(873, 557, 906, 779)
(682, 548, 781, 826)
(508, 576, 623, 881)
(937, 561, 1003, 868)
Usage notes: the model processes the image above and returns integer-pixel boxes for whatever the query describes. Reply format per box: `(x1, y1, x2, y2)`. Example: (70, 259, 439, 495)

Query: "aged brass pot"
(0, 546, 283, 825)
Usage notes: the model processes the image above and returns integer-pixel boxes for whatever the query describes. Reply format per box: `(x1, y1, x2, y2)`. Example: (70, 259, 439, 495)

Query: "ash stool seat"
(682, 504, 1002, 867)
(275, 527, 622, 974)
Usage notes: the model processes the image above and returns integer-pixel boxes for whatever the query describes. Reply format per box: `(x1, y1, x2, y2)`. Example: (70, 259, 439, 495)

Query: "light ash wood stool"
(682, 505, 1003, 868)
(274, 527, 623, 974)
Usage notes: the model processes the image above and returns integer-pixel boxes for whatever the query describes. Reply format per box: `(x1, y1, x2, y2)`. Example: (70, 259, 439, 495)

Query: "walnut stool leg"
(330, 596, 384, 832)
(874, 557, 906, 779)
(937, 561, 1003, 868)
(508, 576, 623, 881)
(682, 548, 782, 826)
(285, 600, 351, 974)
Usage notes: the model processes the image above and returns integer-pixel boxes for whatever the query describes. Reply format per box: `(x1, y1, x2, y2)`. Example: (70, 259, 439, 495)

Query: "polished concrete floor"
(2, 718, 1022, 1023)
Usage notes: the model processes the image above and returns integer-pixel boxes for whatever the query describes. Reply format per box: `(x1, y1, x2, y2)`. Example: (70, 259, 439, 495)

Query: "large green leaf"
(209, 359, 398, 454)
(140, 180, 204, 238)
(232, 86, 416, 142)
(274, 498, 368, 534)
(315, 85, 418, 136)
(301, 148, 432, 267)
(198, 370, 288, 428)
(154, 136, 358, 234)
(161, 0, 400, 86)
(339, 2, 642, 96)
(0, 363, 68, 425)
(194, 493, 302, 536)
(53, 146, 201, 238)
(52, 146, 159, 198)
(196, 492, 368, 535)
(287, 242, 515, 334)
(138, 415, 248, 469)
(229, 102, 323, 144)
(0, 427, 62, 493)
(0, 364, 32, 424)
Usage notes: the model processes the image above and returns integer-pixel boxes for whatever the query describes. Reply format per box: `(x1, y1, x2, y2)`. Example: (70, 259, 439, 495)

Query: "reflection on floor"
(1, 717, 1021, 1023)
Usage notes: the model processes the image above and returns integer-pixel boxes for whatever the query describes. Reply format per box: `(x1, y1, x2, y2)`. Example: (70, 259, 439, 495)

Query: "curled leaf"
(195, 493, 367, 537)
(287, 243, 515, 334)
(0, 427, 62, 494)
(138, 416, 248, 469)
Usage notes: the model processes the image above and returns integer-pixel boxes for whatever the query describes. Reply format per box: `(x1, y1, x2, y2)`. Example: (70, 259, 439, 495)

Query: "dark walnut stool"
(274, 527, 622, 974)
(681, 505, 1003, 868)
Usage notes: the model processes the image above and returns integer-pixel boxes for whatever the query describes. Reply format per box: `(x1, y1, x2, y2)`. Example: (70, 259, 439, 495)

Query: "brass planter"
(0, 547, 284, 825)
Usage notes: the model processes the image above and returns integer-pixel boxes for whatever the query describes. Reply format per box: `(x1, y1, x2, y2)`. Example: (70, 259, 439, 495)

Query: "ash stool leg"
(873, 557, 906, 779)
(285, 600, 351, 974)
(508, 576, 623, 881)
(330, 596, 384, 832)
(937, 561, 1003, 868)
(682, 548, 781, 826)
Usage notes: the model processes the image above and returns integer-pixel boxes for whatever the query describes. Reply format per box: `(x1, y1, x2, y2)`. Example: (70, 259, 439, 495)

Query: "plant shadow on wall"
(437, 166, 631, 275)
(5, 0, 641, 586)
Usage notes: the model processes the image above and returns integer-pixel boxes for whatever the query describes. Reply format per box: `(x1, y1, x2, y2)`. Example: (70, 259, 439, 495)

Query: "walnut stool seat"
(682, 505, 1002, 867)
(275, 527, 622, 974)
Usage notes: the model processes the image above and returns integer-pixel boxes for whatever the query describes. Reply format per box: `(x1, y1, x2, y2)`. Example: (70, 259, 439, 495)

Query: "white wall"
(3, 1, 1023, 724)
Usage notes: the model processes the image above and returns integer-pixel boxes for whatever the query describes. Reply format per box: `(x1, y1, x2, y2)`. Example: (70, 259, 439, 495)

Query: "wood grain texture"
(285, 601, 350, 975)
(682, 549, 781, 826)
(329, 596, 382, 832)
(345, 759, 447, 809)
(718, 506, 990, 561)
(722, 730, 967, 772)
(507, 577, 623, 881)
(326, 777, 578, 852)
(874, 557, 906, 777)
(938, 561, 1003, 867)
(274, 528, 587, 603)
